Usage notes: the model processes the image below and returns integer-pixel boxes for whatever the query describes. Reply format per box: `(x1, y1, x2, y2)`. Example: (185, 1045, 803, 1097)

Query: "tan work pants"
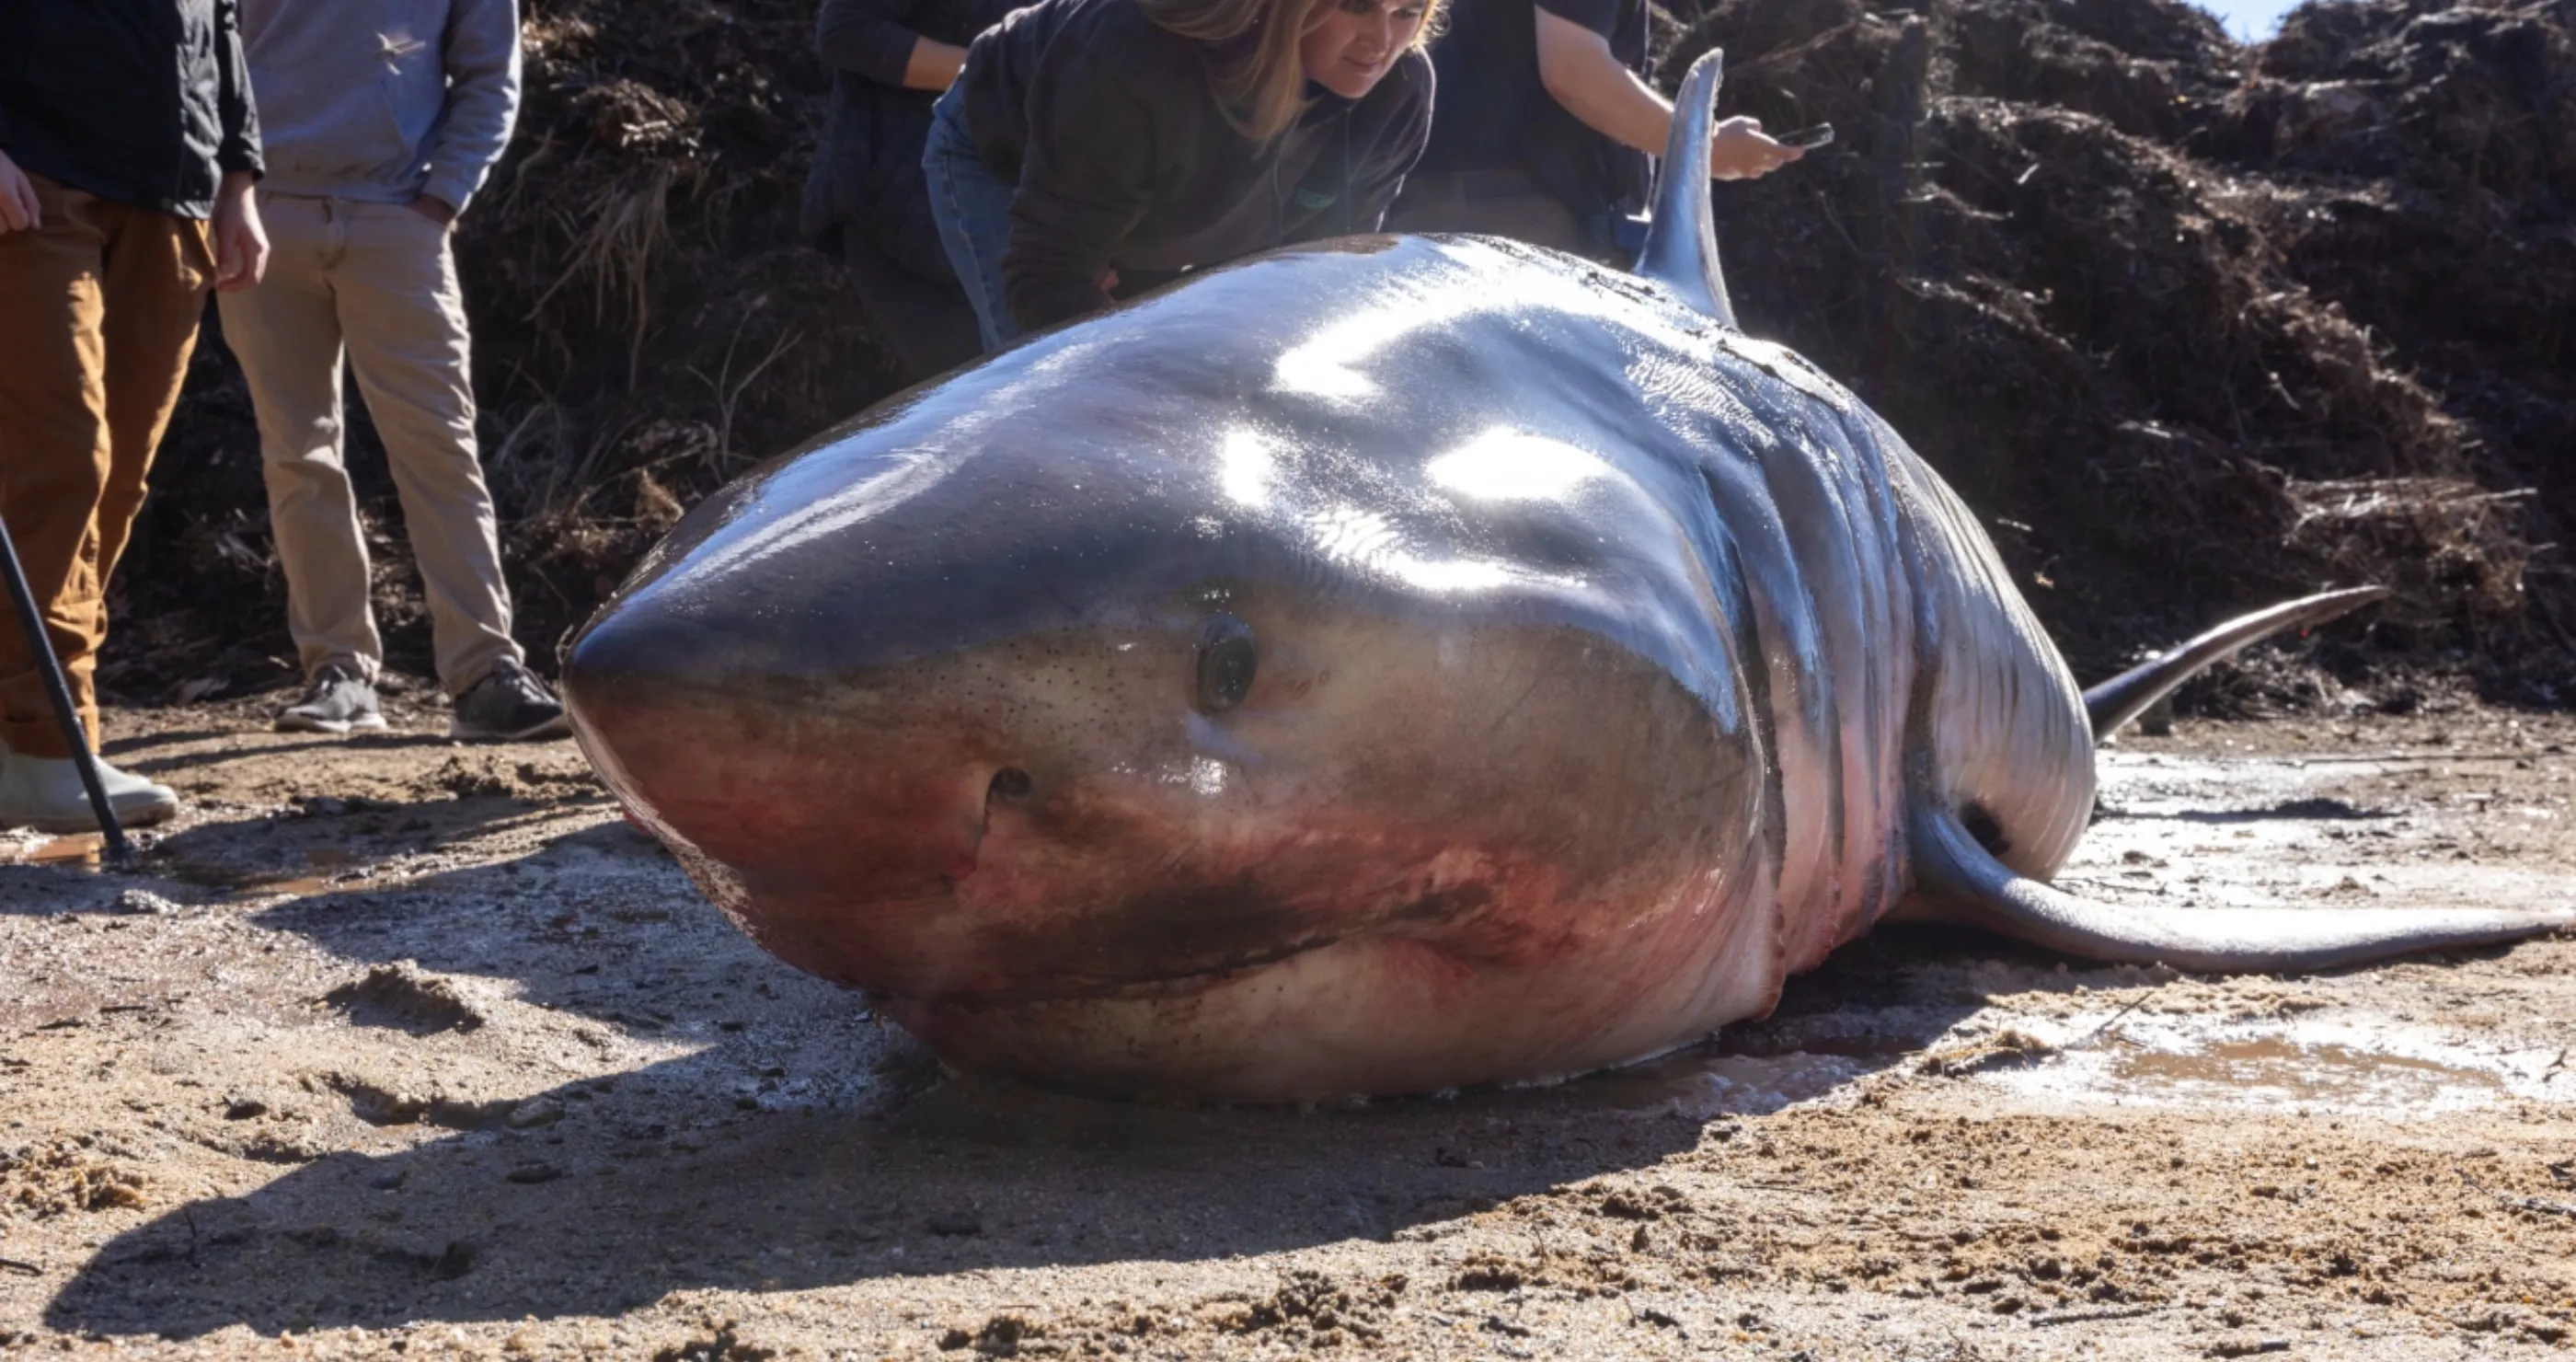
(0, 175, 213, 759)
(216, 194, 518, 697)
(1387, 170, 1598, 260)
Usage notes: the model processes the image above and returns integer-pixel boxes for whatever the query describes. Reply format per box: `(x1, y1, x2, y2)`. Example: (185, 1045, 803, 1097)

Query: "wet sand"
(3, 701, 2571, 1358)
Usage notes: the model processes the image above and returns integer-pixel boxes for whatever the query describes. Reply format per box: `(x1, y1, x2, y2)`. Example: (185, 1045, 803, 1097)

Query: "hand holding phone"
(1711, 118, 1820, 179)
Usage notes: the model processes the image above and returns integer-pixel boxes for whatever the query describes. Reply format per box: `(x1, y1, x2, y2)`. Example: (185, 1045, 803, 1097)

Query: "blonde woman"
(924, 0, 1438, 351)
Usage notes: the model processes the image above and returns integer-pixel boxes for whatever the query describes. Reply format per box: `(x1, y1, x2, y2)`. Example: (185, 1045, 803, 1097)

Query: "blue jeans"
(923, 84, 1020, 353)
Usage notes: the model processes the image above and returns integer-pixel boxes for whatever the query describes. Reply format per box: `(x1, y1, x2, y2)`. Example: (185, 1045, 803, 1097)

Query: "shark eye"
(1195, 615, 1259, 713)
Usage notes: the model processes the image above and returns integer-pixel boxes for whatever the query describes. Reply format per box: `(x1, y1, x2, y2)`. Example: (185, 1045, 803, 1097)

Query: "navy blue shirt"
(1412, 0, 1646, 218)
(0, 0, 263, 218)
(804, 0, 1026, 281)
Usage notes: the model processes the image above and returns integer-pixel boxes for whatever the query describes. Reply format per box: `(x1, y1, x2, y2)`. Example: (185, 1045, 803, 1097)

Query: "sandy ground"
(2, 696, 2572, 1360)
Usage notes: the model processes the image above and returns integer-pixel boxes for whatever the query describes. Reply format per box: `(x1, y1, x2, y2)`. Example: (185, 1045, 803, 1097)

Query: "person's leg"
(843, 231, 984, 381)
(92, 197, 215, 592)
(82, 194, 212, 815)
(1434, 194, 1591, 254)
(0, 176, 194, 828)
(216, 195, 385, 692)
(921, 86, 1022, 352)
(1385, 174, 1594, 258)
(1382, 172, 1465, 236)
(0, 176, 115, 760)
(331, 202, 522, 699)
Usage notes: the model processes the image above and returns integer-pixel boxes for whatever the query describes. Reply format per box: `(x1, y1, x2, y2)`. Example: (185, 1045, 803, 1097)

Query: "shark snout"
(560, 597, 1061, 982)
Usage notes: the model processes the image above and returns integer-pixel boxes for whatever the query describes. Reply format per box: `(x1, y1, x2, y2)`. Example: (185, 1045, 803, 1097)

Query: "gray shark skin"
(561, 54, 2567, 1102)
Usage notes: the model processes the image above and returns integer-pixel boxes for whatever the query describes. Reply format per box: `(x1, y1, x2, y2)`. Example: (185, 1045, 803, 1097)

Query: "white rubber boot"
(0, 751, 180, 834)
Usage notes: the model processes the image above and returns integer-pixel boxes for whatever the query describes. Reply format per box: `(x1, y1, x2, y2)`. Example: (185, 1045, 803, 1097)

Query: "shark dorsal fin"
(1635, 49, 1736, 329)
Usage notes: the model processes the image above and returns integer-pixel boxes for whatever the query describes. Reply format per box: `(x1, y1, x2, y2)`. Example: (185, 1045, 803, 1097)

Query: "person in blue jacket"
(804, 0, 1028, 380)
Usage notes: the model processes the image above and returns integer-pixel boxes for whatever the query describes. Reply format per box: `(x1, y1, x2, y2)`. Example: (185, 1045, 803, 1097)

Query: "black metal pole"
(0, 512, 134, 866)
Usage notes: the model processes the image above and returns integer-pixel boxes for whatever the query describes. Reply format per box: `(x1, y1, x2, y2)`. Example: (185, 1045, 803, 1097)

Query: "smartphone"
(1773, 123, 1835, 150)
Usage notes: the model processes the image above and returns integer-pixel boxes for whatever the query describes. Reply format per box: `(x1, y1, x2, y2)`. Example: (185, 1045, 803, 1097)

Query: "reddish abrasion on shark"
(881, 854, 1788, 1100)
(570, 600, 1786, 1096)
(596, 672, 1731, 1004)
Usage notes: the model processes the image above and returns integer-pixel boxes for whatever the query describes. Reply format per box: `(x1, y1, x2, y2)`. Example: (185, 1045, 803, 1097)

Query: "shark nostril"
(988, 768, 1034, 802)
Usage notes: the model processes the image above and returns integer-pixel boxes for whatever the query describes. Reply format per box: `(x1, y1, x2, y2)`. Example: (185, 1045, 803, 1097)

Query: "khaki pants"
(1387, 170, 1598, 260)
(0, 175, 212, 759)
(217, 194, 518, 697)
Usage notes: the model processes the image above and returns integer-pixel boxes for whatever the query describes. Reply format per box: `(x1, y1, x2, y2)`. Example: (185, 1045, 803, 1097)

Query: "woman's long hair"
(1137, 0, 1438, 143)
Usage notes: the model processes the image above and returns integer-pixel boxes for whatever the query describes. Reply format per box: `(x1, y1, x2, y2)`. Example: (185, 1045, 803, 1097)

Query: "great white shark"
(560, 52, 2568, 1101)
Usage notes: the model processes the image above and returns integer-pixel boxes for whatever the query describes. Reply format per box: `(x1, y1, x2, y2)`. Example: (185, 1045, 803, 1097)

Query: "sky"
(2194, 0, 2316, 40)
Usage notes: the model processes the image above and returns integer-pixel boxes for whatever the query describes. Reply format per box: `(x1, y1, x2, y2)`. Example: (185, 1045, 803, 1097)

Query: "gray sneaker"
(450, 659, 571, 742)
(276, 663, 388, 735)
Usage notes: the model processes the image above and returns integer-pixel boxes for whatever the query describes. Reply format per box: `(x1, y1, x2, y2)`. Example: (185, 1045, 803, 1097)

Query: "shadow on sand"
(40, 807, 2006, 1340)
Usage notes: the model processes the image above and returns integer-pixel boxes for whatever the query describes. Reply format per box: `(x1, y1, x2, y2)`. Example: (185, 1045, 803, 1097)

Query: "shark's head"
(564, 238, 1782, 1099)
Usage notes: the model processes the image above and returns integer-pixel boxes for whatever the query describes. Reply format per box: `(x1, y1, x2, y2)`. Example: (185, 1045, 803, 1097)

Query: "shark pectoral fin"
(1904, 802, 2572, 973)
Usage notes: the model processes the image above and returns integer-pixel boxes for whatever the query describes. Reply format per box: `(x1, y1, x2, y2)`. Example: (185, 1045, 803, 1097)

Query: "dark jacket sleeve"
(213, 0, 263, 176)
(1001, 47, 1173, 332)
(818, 0, 928, 89)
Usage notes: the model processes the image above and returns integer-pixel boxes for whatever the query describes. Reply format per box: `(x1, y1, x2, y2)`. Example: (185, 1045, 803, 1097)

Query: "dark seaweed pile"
(111, 0, 868, 700)
(106, 0, 2575, 711)
(1673, 0, 2573, 706)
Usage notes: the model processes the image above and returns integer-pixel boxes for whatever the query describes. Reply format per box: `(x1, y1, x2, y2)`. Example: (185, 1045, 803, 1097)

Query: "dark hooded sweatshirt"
(957, 0, 1432, 332)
